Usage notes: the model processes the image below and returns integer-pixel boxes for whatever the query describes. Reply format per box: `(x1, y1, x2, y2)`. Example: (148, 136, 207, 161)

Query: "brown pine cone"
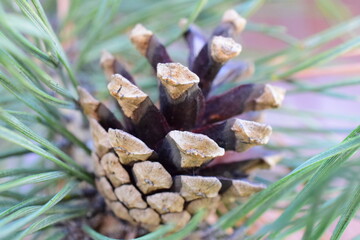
(78, 9, 285, 233)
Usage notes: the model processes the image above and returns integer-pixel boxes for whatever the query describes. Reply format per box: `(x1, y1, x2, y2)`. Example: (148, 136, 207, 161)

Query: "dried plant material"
(82, 9, 285, 233)
(78, 87, 123, 130)
(157, 63, 204, 129)
(92, 152, 105, 177)
(100, 51, 135, 84)
(161, 211, 191, 231)
(231, 119, 272, 152)
(106, 200, 135, 224)
(157, 63, 199, 99)
(108, 128, 153, 165)
(241, 153, 284, 174)
(129, 208, 160, 226)
(179, 19, 207, 68)
(96, 177, 117, 201)
(108, 74, 147, 118)
(146, 192, 185, 214)
(192, 35, 242, 96)
(204, 84, 286, 124)
(245, 84, 286, 111)
(108, 74, 169, 148)
(132, 161, 173, 194)
(222, 9, 247, 33)
(186, 196, 220, 215)
(114, 184, 147, 209)
(162, 131, 225, 170)
(130, 24, 172, 72)
(78, 87, 100, 118)
(220, 179, 266, 203)
(211, 36, 242, 63)
(213, 61, 254, 88)
(195, 118, 272, 152)
(262, 153, 283, 168)
(174, 175, 222, 201)
(130, 24, 153, 56)
(212, 9, 246, 38)
(89, 118, 112, 157)
(100, 50, 116, 80)
(200, 153, 283, 179)
(101, 152, 130, 187)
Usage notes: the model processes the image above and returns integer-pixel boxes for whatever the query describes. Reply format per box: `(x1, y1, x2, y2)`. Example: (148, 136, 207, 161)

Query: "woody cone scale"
(79, 9, 285, 232)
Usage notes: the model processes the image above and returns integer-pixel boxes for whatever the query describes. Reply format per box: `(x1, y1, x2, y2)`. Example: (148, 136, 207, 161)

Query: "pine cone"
(78, 9, 285, 232)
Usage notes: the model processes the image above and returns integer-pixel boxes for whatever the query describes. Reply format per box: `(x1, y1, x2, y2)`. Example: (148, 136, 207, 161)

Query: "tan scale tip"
(231, 119, 272, 152)
(157, 63, 200, 99)
(263, 153, 283, 168)
(129, 24, 153, 56)
(108, 128, 154, 165)
(222, 9, 247, 33)
(211, 36, 242, 63)
(255, 84, 286, 110)
(168, 130, 225, 168)
(108, 74, 147, 118)
(174, 175, 222, 201)
(223, 180, 266, 201)
(100, 50, 115, 68)
(146, 192, 185, 214)
(89, 118, 112, 157)
(77, 87, 100, 118)
(132, 161, 173, 194)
